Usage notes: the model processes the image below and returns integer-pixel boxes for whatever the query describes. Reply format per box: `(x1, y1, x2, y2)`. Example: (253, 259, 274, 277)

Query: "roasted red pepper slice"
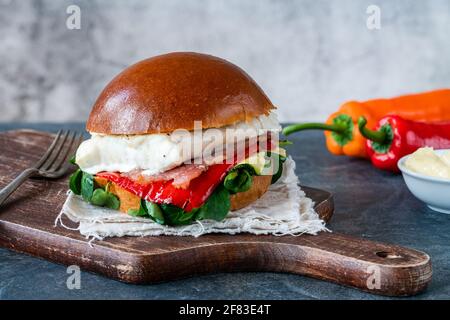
(98, 163, 233, 211)
(358, 115, 450, 172)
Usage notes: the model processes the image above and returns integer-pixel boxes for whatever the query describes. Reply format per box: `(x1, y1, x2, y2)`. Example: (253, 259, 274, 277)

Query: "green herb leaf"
(196, 185, 231, 221)
(104, 193, 120, 210)
(144, 201, 165, 225)
(69, 155, 76, 165)
(126, 200, 167, 225)
(90, 188, 108, 206)
(69, 169, 82, 195)
(279, 139, 293, 147)
(128, 203, 147, 217)
(159, 204, 198, 226)
(128, 185, 234, 226)
(128, 185, 233, 226)
(88, 185, 120, 210)
(232, 163, 257, 176)
(81, 172, 94, 201)
(223, 168, 253, 194)
(267, 152, 286, 184)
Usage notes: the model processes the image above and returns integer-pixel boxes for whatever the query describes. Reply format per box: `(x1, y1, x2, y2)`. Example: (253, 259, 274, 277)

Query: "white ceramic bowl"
(398, 149, 450, 214)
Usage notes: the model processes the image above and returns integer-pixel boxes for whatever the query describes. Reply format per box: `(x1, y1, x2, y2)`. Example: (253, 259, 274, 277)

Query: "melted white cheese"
(76, 113, 281, 175)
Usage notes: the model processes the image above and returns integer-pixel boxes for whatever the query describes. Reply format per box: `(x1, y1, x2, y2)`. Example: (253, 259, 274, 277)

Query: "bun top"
(86, 52, 275, 135)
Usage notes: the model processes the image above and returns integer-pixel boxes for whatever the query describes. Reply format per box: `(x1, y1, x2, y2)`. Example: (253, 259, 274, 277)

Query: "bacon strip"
(120, 133, 274, 190)
(123, 164, 208, 189)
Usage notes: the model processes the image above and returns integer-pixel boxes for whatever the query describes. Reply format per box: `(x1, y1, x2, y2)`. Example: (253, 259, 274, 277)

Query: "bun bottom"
(94, 174, 273, 215)
(230, 175, 272, 211)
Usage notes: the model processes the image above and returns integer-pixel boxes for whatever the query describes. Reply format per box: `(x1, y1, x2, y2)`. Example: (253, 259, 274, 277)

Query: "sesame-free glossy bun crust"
(87, 52, 274, 134)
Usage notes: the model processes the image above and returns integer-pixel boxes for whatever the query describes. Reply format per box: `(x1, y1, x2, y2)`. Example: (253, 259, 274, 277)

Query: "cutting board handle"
(165, 232, 431, 296)
(275, 232, 432, 296)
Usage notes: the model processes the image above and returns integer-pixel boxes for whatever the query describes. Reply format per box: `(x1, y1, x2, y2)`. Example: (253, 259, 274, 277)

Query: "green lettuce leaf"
(195, 185, 231, 221)
(69, 169, 82, 195)
(81, 172, 94, 201)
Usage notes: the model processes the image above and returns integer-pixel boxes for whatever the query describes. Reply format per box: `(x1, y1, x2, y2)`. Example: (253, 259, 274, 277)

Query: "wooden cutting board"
(0, 130, 431, 296)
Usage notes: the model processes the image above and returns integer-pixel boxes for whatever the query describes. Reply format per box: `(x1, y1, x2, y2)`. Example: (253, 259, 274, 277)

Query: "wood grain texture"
(0, 130, 431, 296)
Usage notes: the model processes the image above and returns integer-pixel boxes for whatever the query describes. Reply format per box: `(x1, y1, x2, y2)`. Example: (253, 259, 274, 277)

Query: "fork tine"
(34, 130, 63, 168)
(39, 130, 71, 171)
(54, 133, 84, 174)
(68, 133, 84, 164)
(0, 131, 83, 205)
(73, 133, 84, 156)
(47, 131, 76, 172)
(63, 132, 84, 166)
(49, 131, 82, 172)
(43, 133, 84, 178)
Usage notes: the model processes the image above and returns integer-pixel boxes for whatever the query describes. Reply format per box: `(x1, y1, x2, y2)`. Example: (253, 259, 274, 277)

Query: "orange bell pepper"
(283, 89, 450, 158)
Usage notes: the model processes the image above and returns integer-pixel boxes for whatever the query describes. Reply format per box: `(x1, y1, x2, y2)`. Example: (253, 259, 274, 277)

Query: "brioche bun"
(230, 175, 272, 211)
(86, 52, 274, 135)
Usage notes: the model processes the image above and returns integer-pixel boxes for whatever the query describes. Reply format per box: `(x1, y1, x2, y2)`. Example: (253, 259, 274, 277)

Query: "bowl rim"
(398, 148, 450, 184)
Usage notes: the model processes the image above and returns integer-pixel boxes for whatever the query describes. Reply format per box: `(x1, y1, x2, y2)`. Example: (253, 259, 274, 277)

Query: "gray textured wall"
(0, 0, 449, 123)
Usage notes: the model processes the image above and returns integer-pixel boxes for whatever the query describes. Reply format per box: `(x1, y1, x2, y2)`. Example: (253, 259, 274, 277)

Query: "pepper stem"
(282, 122, 347, 136)
(358, 116, 386, 144)
(282, 114, 355, 147)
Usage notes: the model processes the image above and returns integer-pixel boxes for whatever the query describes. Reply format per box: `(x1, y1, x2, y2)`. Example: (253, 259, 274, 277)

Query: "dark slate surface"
(0, 123, 449, 300)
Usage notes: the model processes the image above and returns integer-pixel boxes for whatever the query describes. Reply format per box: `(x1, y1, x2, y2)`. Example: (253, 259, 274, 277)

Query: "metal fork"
(0, 130, 84, 207)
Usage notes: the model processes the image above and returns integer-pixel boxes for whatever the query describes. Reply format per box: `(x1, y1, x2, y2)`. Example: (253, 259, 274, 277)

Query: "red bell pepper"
(358, 115, 450, 172)
(97, 163, 233, 211)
